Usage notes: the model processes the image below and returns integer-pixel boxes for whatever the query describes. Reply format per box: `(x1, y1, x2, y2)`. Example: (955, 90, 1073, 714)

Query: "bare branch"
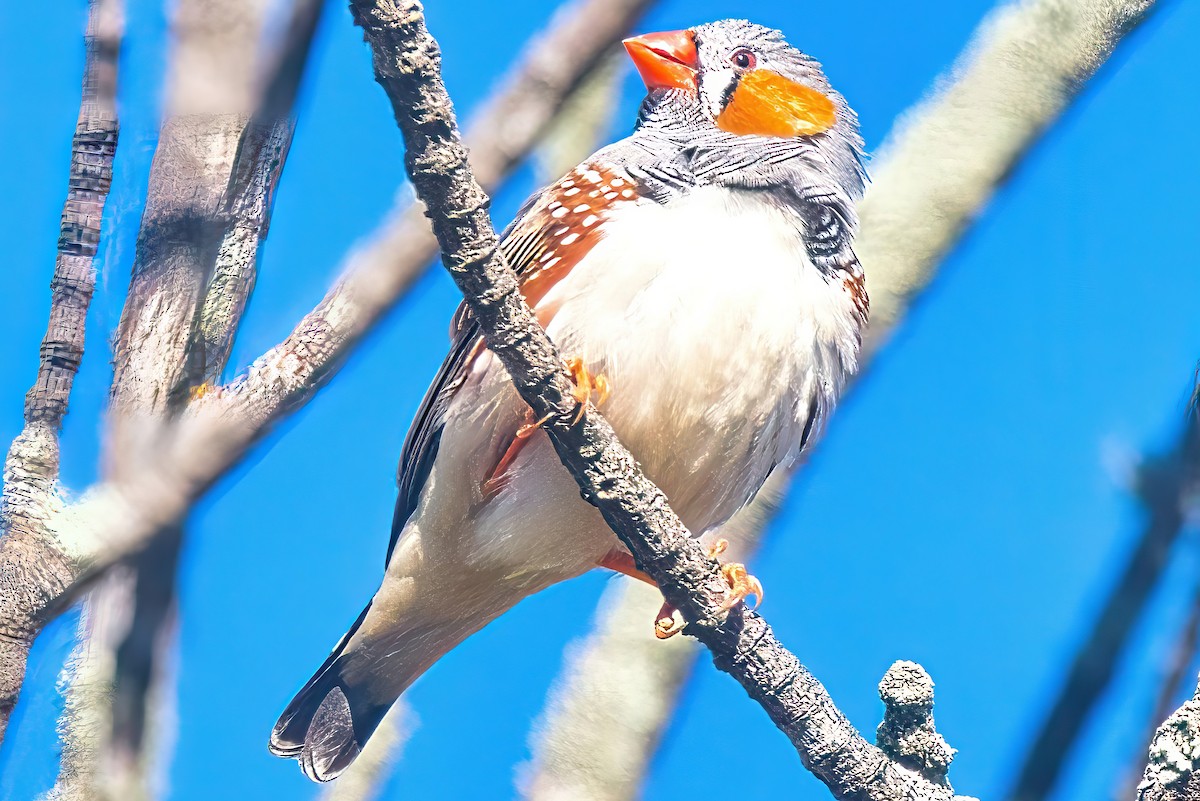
(523, 475, 784, 801)
(525, 0, 1161, 792)
(204, 0, 657, 416)
(54, 0, 275, 795)
(0, 0, 655, 751)
(0, 0, 123, 743)
(1118, 583, 1200, 799)
(877, 661, 957, 786)
(349, 2, 970, 798)
(196, 0, 326, 383)
(523, 582, 696, 801)
(1010, 390, 1200, 801)
(858, 0, 1158, 355)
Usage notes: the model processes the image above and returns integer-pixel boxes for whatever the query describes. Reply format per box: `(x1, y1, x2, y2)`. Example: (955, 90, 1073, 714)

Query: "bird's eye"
(730, 48, 756, 70)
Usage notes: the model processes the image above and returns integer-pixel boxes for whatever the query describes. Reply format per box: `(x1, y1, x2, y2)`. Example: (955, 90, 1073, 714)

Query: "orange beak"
(622, 30, 698, 93)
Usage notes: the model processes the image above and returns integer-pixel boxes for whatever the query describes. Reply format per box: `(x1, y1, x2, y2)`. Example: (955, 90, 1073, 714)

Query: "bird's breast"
(540, 185, 862, 532)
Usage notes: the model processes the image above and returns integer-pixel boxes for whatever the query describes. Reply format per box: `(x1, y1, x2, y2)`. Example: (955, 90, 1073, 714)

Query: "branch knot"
(876, 660, 956, 787)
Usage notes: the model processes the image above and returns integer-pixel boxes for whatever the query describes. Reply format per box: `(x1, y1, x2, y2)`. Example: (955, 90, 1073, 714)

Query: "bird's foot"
(708, 538, 763, 612)
(652, 540, 761, 638)
(655, 601, 686, 639)
(565, 355, 609, 424)
(719, 562, 764, 612)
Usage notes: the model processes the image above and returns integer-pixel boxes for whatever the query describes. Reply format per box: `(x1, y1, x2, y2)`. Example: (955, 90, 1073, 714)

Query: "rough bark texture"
(0, 0, 122, 743)
(349, 3, 970, 799)
(55, 1, 274, 797)
(524, 475, 784, 801)
(1139, 675, 1200, 801)
(0, 0, 655, 750)
(525, 0, 1163, 794)
(876, 662, 956, 787)
(107, 0, 267, 446)
(200, 0, 658, 416)
(1011, 396, 1200, 801)
(195, 0, 323, 383)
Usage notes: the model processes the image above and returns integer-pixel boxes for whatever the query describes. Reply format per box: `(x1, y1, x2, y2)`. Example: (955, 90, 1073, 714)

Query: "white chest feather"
(542, 185, 862, 532)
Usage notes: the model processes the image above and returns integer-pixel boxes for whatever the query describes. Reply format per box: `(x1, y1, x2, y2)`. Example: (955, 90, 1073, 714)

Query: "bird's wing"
(387, 162, 641, 565)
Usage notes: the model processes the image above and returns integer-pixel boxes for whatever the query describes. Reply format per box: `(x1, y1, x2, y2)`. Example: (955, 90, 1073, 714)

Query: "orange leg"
(481, 357, 608, 500)
(596, 550, 687, 640)
(481, 408, 551, 499)
(596, 540, 763, 640)
(597, 549, 653, 584)
(655, 539, 764, 639)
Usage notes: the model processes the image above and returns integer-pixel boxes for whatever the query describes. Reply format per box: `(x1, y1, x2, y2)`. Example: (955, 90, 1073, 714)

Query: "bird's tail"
(268, 603, 386, 781)
(269, 569, 543, 781)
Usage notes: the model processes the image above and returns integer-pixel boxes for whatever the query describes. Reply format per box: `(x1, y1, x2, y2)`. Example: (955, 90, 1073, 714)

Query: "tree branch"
(0, 0, 655, 751)
(0, 0, 122, 743)
(349, 2, 971, 798)
(524, 475, 785, 801)
(524, 0, 1161, 793)
(1010, 383, 1200, 801)
(858, 0, 1158, 356)
(195, 0, 326, 383)
(53, 1, 277, 796)
(1138, 673, 1200, 801)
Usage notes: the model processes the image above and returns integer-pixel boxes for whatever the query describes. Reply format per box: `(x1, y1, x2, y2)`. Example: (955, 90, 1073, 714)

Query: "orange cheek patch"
(716, 70, 837, 138)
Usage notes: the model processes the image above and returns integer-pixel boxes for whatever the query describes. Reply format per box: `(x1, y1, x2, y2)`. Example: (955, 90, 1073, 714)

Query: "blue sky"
(2, 0, 1199, 799)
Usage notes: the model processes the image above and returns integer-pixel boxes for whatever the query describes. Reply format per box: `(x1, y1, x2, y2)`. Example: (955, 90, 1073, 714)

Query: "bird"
(270, 18, 867, 781)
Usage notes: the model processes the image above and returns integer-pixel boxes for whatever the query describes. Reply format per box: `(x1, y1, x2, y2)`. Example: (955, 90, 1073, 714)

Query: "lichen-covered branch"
(524, 0, 1163, 794)
(349, 2, 970, 798)
(1138, 675, 1200, 801)
(877, 662, 957, 786)
(0, 0, 122, 744)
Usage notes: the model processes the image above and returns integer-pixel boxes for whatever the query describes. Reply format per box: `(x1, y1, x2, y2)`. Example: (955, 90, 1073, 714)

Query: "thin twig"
(0, 0, 122, 743)
(350, 2, 968, 799)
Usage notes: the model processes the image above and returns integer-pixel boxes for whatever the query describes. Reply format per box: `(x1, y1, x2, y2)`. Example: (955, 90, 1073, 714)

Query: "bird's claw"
(719, 562, 763, 612)
(708, 538, 763, 611)
(651, 539, 761, 639)
(565, 355, 609, 424)
(655, 602, 686, 639)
